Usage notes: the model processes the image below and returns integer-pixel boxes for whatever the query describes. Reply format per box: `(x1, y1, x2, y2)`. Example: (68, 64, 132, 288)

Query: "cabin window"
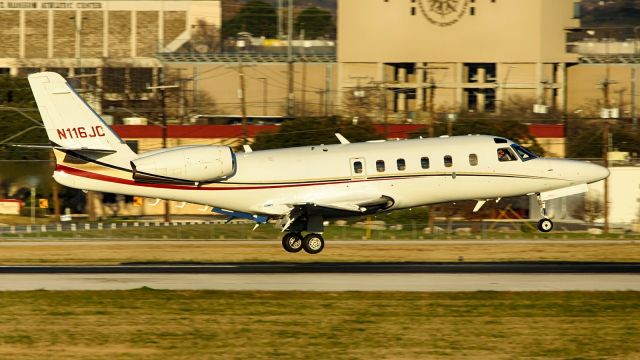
(397, 158, 406, 171)
(469, 153, 478, 166)
(497, 147, 517, 162)
(421, 156, 430, 169)
(353, 161, 363, 173)
(376, 160, 385, 172)
(444, 155, 453, 167)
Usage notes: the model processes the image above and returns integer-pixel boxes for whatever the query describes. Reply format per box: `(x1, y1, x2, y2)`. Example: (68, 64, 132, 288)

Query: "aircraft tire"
(282, 232, 303, 253)
(537, 218, 553, 232)
(302, 233, 325, 254)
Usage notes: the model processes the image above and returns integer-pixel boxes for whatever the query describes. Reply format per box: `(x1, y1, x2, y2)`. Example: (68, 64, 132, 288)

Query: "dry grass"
(0, 241, 638, 264)
(0, 291, 638, 360)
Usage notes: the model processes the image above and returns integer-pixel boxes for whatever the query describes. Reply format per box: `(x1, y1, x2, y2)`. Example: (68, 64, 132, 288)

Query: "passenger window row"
(368, 154, 479, 173)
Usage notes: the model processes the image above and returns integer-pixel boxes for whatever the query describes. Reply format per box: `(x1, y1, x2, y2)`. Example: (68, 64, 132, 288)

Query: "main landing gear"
(535, 193, 553, 233)
(281, 232, 325, 254)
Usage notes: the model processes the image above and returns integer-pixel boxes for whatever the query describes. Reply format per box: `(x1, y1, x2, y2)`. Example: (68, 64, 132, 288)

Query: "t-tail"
(28, 72, 137, 168)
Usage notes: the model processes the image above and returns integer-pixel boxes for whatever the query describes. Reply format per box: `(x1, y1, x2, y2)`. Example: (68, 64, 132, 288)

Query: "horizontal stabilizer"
(11, 144, 116, 154)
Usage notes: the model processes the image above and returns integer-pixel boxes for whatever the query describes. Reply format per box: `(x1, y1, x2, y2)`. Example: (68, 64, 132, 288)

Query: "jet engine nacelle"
(131, 145, 235, 183)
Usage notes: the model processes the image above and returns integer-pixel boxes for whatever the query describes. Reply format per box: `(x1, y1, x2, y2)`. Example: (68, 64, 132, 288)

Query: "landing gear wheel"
(282, 232, 303, 253)
(302, 233, 325, 254)
(537, 218, 553, 232)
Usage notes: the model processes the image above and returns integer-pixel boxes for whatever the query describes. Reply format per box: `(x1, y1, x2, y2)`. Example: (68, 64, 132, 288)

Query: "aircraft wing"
(292, 195, 395, 214)
(278, 195, 395, 232)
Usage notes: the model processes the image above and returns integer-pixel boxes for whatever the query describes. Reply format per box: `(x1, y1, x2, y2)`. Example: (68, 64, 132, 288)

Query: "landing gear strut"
(281, 232, 325, 254)
(535, 193, 553, 233)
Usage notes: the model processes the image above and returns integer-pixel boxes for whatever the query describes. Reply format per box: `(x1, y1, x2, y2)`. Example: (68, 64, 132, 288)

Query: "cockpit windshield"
(511, 144, 537, 161)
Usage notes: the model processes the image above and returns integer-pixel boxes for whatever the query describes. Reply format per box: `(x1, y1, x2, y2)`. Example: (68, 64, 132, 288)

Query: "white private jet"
(26, 72, 609, 254)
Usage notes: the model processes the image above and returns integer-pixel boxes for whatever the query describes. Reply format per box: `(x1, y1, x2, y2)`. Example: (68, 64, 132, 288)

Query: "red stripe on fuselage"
(55, 164, 356, 191)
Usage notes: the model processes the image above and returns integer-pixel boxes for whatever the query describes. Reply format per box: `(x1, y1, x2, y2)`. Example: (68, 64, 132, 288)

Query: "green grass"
(0, 291, 638, 359)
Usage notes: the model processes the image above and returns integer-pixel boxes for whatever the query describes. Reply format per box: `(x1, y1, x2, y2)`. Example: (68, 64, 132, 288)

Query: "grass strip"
(0, 290, 638, 359)
(0, 242, 639, 264)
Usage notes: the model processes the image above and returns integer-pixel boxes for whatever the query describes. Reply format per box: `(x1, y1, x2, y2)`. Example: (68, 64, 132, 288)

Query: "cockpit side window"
(497, 147, 517, 162)
(511, 144, 537, 161)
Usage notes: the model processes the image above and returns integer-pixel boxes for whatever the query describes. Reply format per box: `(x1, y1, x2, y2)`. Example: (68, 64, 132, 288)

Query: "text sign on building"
(0, 2, 103, 9)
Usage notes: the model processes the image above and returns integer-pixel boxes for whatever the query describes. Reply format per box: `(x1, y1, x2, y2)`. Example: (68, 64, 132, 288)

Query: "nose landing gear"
(535, 193, 553, 232)
(537, 218, 553, 232)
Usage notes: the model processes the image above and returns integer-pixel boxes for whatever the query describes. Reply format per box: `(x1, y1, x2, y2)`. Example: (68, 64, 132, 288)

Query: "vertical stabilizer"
(28, 72, 136, 164)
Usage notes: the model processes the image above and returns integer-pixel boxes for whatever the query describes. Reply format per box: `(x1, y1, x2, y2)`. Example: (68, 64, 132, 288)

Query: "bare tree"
(341, 85, 385, 123)
(571, 193, 604, 226)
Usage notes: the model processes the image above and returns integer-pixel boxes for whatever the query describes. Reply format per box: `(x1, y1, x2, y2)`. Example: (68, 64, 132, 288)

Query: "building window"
(397, 158, 406, 171)
(469, 154, 478, 166)
(376, 160, 386, 172)
(470, 7, 475, 15)
(465, 63, 497, 83)
(411, 7, 416, 15)
(421, 156, 430, 169)
(103, 68, 126, 93)
(573, 1, 581, 18)
(130, 68, 154, 93)
(444, 155, 453, 168)
(353, 161, 363, 174)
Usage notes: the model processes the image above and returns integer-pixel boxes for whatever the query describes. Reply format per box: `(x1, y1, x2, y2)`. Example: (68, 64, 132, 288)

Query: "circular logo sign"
(418, 0, 469, 27)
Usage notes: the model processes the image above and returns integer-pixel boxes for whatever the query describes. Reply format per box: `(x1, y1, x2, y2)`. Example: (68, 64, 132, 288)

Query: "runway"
(0, 262, 639, 291)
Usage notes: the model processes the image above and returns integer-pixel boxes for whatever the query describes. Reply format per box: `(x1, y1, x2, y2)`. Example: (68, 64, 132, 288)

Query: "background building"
(336, 0, 580, 117)
(0, 0, 220, 113)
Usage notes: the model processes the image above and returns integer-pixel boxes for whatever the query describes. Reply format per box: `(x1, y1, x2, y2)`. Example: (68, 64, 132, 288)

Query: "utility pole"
(72, 13, 97, 221)
(428, 79, 437, 137)
(301, 62, 307, 117)
(147, 79, 179, 223)
(603, 120, 610, 234)
(257, 77, 268, 116)
(350, 76, 369, 121)
(286, 0, 294, 116)
(238, 60, 248, 144)
(383, 85, 389, 139)
(632, 65, 638, 131)
(277, 0, 284, 39)
(416, 66, 446, 136)
(30, 186, 36, 225)
(50, 152, 60, 221)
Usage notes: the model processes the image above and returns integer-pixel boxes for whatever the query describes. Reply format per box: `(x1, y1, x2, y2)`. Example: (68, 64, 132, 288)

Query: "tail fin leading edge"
(28, 72, 136, 163)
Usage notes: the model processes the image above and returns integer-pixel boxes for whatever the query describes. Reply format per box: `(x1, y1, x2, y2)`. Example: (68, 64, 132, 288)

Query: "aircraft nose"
(584, 162, 610, 183)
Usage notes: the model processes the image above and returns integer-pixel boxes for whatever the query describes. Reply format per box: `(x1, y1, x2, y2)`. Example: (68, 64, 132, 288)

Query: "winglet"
(335, 133, 350, 144)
